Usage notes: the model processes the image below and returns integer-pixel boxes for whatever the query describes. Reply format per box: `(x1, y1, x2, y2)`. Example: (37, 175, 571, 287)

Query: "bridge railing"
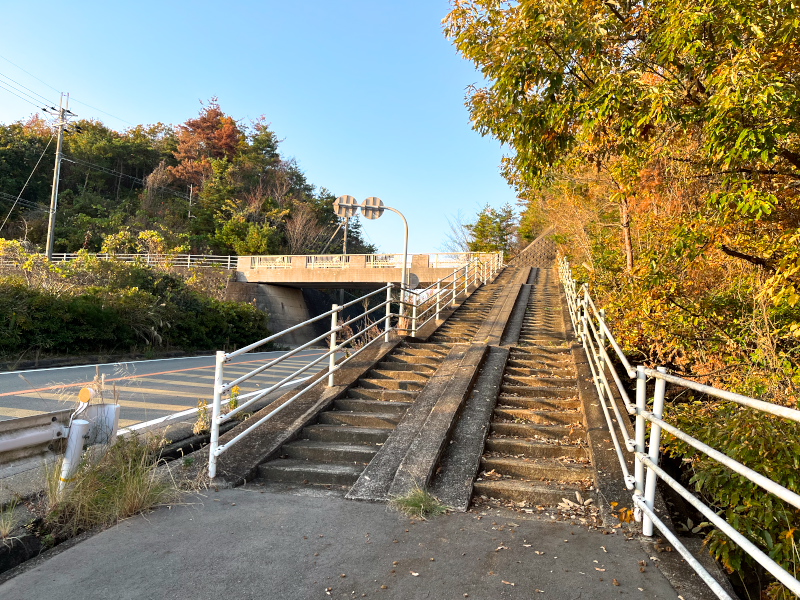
(558, 256, 800, 599)
(207, 255, 504, 478)
(46, 253, 238, 269)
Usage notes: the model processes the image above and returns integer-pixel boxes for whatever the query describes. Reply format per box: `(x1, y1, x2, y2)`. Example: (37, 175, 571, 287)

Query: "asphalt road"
(0, 349, 329, 426)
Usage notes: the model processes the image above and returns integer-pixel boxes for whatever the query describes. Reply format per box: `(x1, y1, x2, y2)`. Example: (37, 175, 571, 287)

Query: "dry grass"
(45, 434, 176, 538)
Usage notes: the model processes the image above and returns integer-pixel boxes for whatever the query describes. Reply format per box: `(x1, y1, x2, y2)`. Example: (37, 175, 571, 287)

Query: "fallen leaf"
(613, 579, 620, 586)
(502, 581, 515, 586)
(410, 571, 419, 577)
(595, 568, 606, 572)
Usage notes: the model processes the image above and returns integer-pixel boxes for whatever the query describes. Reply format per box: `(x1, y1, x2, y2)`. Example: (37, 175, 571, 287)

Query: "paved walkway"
(0, 487, 688, 600)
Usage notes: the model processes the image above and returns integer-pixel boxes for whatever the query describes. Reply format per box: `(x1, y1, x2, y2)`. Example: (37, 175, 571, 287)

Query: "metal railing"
(45, 253, 238, 269)
(558, 256, 800, 599)
(207, 254, 504, 478)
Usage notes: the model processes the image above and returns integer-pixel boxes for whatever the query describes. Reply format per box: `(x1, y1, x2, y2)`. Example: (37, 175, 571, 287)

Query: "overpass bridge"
(44, 251, 503, 289)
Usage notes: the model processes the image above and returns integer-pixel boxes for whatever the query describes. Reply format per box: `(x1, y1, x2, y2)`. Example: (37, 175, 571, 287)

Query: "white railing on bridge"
(3, 251, 502, 275)
(45, 253, 238, 269)
(558, 256, 800, 600)
(207, 255, 504, 478)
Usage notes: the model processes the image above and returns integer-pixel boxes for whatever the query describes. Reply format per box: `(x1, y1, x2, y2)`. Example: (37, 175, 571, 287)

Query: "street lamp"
(334, 195, 410, 316)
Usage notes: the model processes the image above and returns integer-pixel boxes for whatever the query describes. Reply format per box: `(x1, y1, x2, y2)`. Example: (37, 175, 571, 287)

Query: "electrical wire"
(0, 135, 54, 232)
(0, 81, 44, 111)
(0, 70, 54, 106)
(67, 98, 134, 127)
(62, 155, 191, 200)
(0, 54, 61, 94)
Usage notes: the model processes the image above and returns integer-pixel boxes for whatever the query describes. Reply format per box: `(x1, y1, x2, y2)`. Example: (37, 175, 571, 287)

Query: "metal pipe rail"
(557, 255, 800, 599)
(207, 256, 504, 478)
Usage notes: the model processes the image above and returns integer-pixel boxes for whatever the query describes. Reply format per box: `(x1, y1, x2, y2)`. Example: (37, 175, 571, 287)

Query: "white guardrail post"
(385, 283, 393, 343)
(328, 304, 339, 387)
(634, 365, 647, 512)
(643, 366, 667, 536)
(411, 295, 418, 338)
(435, 281, 441, 321)
(208, 350, 226, 479)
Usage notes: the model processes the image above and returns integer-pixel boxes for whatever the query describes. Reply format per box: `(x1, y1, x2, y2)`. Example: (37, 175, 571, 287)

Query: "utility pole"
(342, 217, 349, 255)
(45, 93, 70, 260)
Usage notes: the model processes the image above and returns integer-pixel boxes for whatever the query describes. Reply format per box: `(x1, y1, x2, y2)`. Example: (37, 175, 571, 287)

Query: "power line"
(0, 81, 44, 111)
(0, 134, 54, 232)
(63, 155, 191, 200)
(0, 70, 55, 106)
(68, 98, 135, 127)
(0, 54, 61, 94)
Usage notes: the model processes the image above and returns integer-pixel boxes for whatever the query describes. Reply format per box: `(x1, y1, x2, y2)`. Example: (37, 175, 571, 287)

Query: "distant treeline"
(0, 99, 375, 256)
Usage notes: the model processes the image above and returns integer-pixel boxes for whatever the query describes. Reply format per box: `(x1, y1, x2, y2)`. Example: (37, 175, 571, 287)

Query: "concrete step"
(376, 360, 436, 374)
(347, 387, 418, 402)
(485, 438, 589, 460)
(360, 378, 424, 392)
(259, 459, 364, 486)
(490, 421, 585, 440)
(283, 440, 380, 463)
(367, 369, 429, 382)
(493, 407, 583, 426)
(303, 424, 391, 445)
(503, 375, 577, 388)
(500, 385, 577, 398)
(473, 479, 594, 507)
(505, 365, 575, 378)
(496, 396, 581, 410)
(480, 456, 593, 483)
(381, 355, 439, 368)
(318, 411, 401, 428)
(334, 398, 412, 415)
(403, 343, 449, 355)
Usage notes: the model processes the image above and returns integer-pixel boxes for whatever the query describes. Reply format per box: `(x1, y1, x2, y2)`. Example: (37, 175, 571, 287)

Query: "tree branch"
(720, 244, 774, 271)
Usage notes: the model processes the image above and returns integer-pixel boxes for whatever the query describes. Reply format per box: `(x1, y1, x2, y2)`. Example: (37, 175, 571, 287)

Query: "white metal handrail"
(207, 255, 505, 478)
(558, 255, 800, 599)
(45, 253, 238, 269)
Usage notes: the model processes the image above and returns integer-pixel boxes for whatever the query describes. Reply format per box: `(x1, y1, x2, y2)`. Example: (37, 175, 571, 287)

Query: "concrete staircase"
(472, 268, 596, 507)
(257, 272, 512, 489)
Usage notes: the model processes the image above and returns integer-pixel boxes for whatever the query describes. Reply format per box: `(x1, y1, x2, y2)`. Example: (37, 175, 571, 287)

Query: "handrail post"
(464, 262, 469, 293)
(411, 297, 418, 338)
(643, 366, 667, 536)
(580, 285, 589, 341)
(451, 274, 457, 306)
(599, 308, 606, 346)
(435, 281, 441, 321)
(328, 304, 338, 387)
(208, 350, 226, 479)
(384, 283, 392, 343)
(634, 365, 647, 505)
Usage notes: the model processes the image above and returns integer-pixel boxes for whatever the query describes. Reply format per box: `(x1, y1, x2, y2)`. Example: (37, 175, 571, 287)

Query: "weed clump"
(45, 435, 175, 538)
(390, 486, 449, 520)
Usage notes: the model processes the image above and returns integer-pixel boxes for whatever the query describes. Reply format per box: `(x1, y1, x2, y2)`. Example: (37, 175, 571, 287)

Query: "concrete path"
(0, 487, 686, 600)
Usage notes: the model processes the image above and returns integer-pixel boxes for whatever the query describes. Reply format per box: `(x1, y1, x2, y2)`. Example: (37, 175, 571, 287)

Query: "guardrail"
(207, 254, 503, 478)
(46, 253, 237, 269)
(558, 256, 800, 599)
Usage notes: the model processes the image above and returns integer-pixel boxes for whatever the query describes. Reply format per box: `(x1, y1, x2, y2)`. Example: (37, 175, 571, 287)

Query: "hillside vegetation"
(446, 1, 800, 597)
(0, 99, 374, 256)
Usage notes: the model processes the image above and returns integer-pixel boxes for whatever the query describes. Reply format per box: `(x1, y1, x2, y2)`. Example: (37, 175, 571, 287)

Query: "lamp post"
(333, 195, 410, 317)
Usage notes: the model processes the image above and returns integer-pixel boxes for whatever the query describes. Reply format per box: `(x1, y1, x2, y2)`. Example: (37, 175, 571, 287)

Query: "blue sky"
(0, 0, 518, 254)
